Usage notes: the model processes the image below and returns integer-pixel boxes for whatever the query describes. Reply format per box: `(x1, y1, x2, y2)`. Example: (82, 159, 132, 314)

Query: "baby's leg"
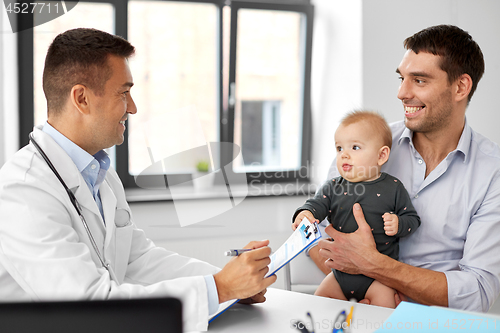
(314, 272, 348, 301)
(364, 280, 396, 308)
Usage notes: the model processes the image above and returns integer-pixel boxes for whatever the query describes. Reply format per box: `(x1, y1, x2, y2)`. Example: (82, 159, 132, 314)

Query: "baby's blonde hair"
(339, 110, 392, 149)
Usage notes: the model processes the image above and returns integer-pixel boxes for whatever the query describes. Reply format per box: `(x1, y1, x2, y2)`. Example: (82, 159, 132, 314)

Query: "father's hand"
(318, 203, 378, 275)
(214, 240, 277, 303)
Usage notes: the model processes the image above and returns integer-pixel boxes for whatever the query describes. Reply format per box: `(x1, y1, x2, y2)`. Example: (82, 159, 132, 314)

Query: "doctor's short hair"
(404, 25, 484, 103)
(339, 110, 392, 149)
(43, 28, 135, 113)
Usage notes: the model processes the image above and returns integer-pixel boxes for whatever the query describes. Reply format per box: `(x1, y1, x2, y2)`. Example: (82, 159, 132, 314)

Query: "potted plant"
(196, 160, 210, 173)
(192, 160, 214, 190)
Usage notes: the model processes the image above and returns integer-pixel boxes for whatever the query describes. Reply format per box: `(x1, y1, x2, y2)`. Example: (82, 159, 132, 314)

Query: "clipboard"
(265, 217, 322, 278)
(209, 217, 321, 323)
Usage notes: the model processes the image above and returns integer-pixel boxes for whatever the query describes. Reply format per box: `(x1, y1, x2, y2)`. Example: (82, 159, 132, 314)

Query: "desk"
(207, 288, 393, 332)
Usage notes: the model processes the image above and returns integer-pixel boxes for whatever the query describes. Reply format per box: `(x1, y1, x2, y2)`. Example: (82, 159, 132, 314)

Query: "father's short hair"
(404, 24, 484, 102)
(43, 28, 135, 113)
(340, 110, 392, 149)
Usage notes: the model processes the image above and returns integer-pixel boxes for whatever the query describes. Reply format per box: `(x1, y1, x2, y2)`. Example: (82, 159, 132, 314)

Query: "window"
(19, 0, 314, 189)
(127, 0, 220, 180)
(230, 2, 312, 180)
(240, 100, 282, 168)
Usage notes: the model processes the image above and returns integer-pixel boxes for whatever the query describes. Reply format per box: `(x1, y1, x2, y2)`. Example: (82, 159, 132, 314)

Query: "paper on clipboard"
(209, 217, 321, 323)
(266, 217, 322, 277)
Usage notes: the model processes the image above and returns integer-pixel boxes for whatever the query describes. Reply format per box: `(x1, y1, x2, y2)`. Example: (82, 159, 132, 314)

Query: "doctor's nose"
(127, 94, 137, 115)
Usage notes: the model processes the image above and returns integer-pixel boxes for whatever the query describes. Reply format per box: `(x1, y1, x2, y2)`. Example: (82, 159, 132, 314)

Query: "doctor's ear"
(70, 84, 91, 115)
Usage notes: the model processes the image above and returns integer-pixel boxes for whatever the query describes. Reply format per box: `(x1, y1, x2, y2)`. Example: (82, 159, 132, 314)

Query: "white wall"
(129, 195, 310, 290)
(309, 0, 363, 184)
(309, 0, 500, 184)
(361, 0, 500, 142)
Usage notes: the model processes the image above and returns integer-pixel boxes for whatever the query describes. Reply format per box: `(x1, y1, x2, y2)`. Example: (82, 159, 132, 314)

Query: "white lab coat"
(0, 126, 220, 331)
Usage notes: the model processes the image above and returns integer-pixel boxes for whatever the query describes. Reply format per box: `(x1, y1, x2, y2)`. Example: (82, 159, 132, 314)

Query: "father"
(320, 24, 500, 312)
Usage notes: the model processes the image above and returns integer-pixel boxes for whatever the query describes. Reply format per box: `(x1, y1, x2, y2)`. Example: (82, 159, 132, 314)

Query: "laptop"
(0, 297, 182, 333)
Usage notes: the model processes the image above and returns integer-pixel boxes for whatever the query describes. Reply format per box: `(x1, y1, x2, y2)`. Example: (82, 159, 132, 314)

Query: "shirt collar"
(397, 118, 471, 163)
(398, 126, 413, 146)
(456, 120, 472, 163)
(42, 121, 109, 172)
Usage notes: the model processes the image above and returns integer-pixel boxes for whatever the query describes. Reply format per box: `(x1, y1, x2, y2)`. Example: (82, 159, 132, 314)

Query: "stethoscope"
(29, 133, 116, 280)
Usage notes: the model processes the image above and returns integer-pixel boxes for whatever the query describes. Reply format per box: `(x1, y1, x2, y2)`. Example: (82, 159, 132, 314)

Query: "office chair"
(284, 245, 327, 294)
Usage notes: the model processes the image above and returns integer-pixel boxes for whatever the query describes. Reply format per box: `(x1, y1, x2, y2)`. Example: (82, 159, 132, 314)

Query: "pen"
(332, 310, 346, 333)
(346, 305, 354, 327)
(224, 249, 252, 256)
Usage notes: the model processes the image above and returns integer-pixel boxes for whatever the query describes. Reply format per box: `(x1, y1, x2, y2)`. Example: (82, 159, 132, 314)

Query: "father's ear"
(455, 73, 473, 103)
(378, 146, 390, 166)
(70, 84, 91, 115)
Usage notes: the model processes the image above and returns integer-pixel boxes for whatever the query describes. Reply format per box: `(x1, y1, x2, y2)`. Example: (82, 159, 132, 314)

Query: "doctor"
(0, 28, 276, 331)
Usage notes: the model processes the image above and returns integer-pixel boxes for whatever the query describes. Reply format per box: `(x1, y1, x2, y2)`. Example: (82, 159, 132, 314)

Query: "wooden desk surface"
(208, 288, 394, 333)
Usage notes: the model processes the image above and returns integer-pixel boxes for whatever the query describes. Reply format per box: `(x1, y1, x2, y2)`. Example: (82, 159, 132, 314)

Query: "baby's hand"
(383, 213, 399, 236)
(292, 210, 317, 230)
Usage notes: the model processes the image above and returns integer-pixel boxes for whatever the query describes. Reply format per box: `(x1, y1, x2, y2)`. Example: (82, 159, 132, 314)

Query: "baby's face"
(335, 121, 386, 182)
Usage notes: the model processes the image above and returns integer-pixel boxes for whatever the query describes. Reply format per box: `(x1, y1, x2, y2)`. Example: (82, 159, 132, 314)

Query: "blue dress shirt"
(328, 120, 500, 312)
(42, 122, 110, 222)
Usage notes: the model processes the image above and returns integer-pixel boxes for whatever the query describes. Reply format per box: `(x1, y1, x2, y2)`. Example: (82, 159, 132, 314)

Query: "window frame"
(117, 0, 225, 188)
(226, 0, 314, 184)
(18, 0, 313, 189)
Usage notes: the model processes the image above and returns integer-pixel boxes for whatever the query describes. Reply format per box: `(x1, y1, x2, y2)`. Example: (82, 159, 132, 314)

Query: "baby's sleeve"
(292, 180, 334, 223)
(394, 182, 421, 237)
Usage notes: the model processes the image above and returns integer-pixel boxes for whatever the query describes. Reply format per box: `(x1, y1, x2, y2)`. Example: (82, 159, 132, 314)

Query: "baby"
(292, 110, 420, 308)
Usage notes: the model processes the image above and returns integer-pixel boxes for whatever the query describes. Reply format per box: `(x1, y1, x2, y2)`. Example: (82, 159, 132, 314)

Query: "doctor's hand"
(238, 289, 268, 304)
(214, 240, 277, 304)
(318, 203, 378, 275)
